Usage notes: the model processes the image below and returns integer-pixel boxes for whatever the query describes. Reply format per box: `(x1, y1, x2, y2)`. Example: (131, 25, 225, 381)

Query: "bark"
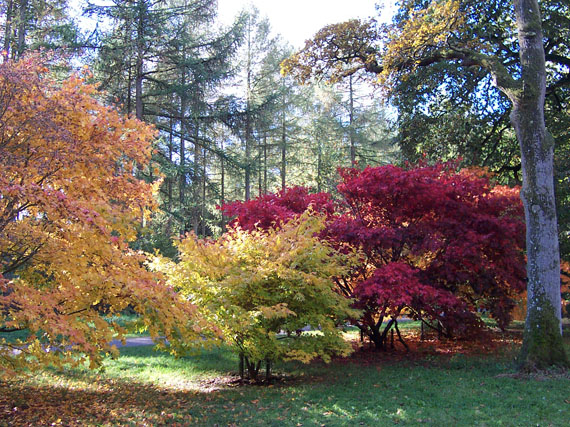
(239, 353, 244, 379)
(179, 93, 187, 227)
(200, 148, 206, 236)
(263, 132, 267, 194)
(349, 75, 356, 164)
(220, 140, 225, 231)
(16, 0, 28, 58)
(511, 0, 568, 370)
(280, 79, 287, 190)
(168, 116, 174, 212)
(244, 18, 253, 201)
(3, 0, 13, 57)
(265, 359, 271, 381)
(316, 140, 322, 193)
(281, 94, 287, 190)
(192, 121, 200, 234)
(135, 0, 145, 121)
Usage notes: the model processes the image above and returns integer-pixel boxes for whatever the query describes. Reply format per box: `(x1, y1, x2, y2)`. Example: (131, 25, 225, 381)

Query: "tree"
(283, 0, 568, 369)
(0, 57, 205, 375)
(154, 213, 358, 381)
(220, 185, 335, 231)
(327, 163, 526, 349)
(379, 0, 570, 261)
(1, 0, 79, 59)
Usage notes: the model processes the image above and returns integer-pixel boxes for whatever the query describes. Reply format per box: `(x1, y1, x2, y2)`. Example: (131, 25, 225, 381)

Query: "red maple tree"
(220, 186, 335, 231)
(328, 163, 526, 348)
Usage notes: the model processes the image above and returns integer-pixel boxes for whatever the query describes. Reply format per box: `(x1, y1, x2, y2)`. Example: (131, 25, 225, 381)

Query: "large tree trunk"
(512, 0, 568, 370)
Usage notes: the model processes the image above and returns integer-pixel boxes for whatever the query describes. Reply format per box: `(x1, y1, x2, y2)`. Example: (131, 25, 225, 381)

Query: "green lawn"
(0, 313, 149, 344)
(1, 329, 569, 426)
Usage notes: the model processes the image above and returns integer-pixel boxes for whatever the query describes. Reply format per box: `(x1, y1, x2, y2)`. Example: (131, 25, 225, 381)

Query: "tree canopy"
(223, 163, 527, 350)
(0, 56, 205, 374)
(153, 212, 358, 381)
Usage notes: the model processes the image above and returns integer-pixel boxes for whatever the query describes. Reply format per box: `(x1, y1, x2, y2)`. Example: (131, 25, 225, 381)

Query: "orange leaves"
(0, 56, 200, 374)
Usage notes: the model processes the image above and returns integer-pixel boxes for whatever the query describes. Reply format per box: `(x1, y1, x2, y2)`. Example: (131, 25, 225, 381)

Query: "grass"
(1, 327, 569, 426)
(0, 313, 148, 344)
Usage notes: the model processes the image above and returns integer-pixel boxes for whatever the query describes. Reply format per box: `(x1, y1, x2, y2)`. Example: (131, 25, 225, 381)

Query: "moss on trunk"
(518, 296, 569, 371)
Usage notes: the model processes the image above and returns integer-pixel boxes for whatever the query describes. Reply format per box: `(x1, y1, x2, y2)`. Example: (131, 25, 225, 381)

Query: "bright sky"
(217, 0, 394, 49)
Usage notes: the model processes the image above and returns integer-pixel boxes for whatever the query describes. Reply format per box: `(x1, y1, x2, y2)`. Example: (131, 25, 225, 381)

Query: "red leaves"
(220, 186, 335, 231)
(335, 163, 525, 336)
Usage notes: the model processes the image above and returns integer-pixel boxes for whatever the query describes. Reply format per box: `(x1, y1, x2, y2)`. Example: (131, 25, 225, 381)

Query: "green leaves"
(155, 212, 359, 375)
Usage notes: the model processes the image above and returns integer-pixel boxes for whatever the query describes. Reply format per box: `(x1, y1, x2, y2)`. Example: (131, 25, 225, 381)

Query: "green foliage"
(152, 213, 359, 379)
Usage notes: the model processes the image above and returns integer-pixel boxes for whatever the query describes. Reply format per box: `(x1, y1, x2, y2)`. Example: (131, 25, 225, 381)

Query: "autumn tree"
(327, 164, 526, 349)
(283, 0, 568, 369)
(0, 57, 206, 375)
(154, 213, 358, 381)
(220, 185, 335, 231)
(383, 0, 570, 262)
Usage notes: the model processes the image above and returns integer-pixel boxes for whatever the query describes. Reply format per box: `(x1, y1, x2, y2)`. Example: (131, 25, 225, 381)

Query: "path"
(109, 336, 166, 348)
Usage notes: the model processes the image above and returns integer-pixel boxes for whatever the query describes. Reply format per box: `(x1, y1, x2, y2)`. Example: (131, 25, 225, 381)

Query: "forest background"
(1, 0, 567, 263)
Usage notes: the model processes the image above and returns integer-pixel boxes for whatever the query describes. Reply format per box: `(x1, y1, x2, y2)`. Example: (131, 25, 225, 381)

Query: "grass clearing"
(1, 328, 569, 426)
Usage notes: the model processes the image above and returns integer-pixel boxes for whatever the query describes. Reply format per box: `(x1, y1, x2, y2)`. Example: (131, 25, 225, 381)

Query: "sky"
(217, 0, 395, 49)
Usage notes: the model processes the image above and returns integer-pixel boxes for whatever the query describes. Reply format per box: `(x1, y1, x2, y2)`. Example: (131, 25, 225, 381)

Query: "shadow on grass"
(1, 333, 569, 426)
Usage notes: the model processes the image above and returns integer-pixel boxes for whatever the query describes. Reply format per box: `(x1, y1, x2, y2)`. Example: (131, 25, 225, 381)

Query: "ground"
(1, 324, 569, 426)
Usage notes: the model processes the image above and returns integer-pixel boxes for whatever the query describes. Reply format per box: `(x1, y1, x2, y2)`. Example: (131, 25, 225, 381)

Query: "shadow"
(1, 331, 568, 426)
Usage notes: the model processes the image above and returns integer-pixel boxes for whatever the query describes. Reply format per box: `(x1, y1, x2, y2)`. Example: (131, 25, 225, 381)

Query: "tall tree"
(1, 0, 79, 59)
(90, 0, 243, 245)
(283, 0, 568, 369)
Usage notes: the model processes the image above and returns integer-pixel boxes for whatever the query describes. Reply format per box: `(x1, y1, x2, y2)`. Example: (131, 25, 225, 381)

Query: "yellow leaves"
(379, 1, 466, 86)
(258, 303, 297, 320)
(155, 212, 358, 368)
(0, 57, 204, 374)
(284, 349, 318, 364)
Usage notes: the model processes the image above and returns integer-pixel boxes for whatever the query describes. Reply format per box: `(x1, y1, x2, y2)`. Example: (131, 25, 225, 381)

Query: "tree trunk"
(265, 359, 271, 381)
(135, 0, 145, 121)
(16, 0, 28, 58)
(192, 123, 201, 234)
(220, 140, 225, 231)
(281, 79, 287, 190)
(512, 0, 568, 370)
(349, 74, 356, 165)
(3, 0, 13, 57)
(201, 148, 206, 236)
(179, 94, 187, 231)
(168, 116, 174, 213)
(244, 17, 253, 201)
(263, 131, 268, 194)
(316, 140, 322, 193)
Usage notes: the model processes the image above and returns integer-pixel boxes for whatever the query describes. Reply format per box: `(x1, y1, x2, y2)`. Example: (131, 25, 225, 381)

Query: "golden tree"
(0, 56, 205, 374)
